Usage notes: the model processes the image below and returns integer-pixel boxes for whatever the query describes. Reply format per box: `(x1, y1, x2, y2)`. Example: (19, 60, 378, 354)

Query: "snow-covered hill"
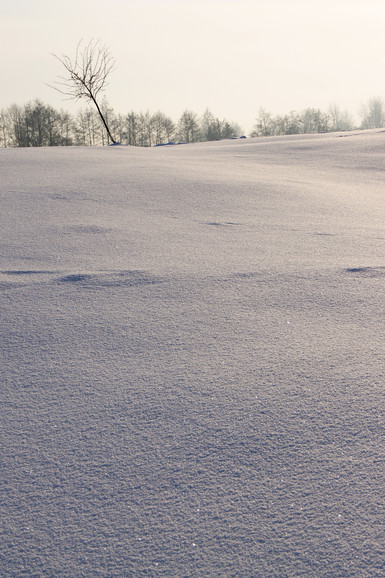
(2, 130, 385, 576)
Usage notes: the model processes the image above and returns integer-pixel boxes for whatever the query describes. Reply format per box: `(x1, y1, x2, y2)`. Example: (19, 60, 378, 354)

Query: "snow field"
(1, 130, 385, 576)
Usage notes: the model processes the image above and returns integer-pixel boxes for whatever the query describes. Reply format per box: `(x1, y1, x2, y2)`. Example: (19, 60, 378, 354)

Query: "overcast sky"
(2, 0, 385, 131)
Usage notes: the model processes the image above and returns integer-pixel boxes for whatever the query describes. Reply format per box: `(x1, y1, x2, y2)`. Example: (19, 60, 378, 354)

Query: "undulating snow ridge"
(2, 130, 385, 576)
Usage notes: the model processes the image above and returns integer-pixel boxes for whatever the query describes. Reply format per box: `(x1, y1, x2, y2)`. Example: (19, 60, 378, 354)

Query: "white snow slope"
(1, 131, 385, 576)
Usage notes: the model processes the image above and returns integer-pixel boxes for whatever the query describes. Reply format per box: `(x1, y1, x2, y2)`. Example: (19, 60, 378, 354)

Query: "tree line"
(251, 97, 385, 137)
(1, 96, 385, 148)
(0, 100, 241, 148)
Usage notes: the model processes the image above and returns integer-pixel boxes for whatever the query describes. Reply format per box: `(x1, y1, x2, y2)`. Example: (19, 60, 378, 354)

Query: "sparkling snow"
(2, 130, 385, 575)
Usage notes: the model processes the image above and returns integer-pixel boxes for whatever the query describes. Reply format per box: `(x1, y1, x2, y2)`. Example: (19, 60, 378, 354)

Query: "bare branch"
(50, 39, 117, 143)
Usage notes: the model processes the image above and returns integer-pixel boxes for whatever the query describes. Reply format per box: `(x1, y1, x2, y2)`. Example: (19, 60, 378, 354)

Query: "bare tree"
(251, 108, 275, 137)
(0, 108, 12, 147)
(177, 110, 201, 143)
(51, 39, 117, 144)
(360, 97, 385, 129)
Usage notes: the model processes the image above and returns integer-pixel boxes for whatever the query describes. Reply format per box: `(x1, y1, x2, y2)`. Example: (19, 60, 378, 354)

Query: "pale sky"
(2, 0, 385, 132)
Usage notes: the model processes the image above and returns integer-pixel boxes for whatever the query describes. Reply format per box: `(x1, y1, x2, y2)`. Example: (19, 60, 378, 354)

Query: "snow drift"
(2, 130, 385, 576)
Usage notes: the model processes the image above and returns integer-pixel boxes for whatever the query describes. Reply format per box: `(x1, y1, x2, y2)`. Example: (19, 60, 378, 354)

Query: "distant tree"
(177, 110, 201, 143)
(136, 111, 153, 147)
(126, 112, 139, 146)
(269, 114, 285, 136)
(328, 104, 354, 132)
(23, 101, 44, 146)
(5, 100, 61, 147)
(285, 111, 302, 134)
(114, 113, 127, 146)
(151, 111, 175, 145)
(251, 108, 275, 137)
(7, 104, 25, 147)
(51, 39, 117, 144)
(162, 115, 176, 143)
(200, 108, 239, 141)
(44, 103, 62, 146)
(0, 108, 12, 147)
(75, 108, 101, 146)
(58, 110, 75, 146)
(29, 100, 61, 146)
(360, 97, 385, 129)
(301, 108, 331, 134)
(201, 108, 220, 140)
(220, 119, 239, 139)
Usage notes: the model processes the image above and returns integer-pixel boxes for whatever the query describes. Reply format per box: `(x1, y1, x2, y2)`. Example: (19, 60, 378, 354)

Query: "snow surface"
(1, 130, 385, 576)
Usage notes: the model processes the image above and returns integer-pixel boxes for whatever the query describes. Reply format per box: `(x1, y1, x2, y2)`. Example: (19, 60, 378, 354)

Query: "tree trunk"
(91, 96, 116, 144)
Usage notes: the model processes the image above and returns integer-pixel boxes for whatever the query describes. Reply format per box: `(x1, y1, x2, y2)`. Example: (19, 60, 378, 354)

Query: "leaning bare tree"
(51, 39, 117, 144)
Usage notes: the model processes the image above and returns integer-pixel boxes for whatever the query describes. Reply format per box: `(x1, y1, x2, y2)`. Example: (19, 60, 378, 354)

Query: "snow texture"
(1, 130, 385, 576)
